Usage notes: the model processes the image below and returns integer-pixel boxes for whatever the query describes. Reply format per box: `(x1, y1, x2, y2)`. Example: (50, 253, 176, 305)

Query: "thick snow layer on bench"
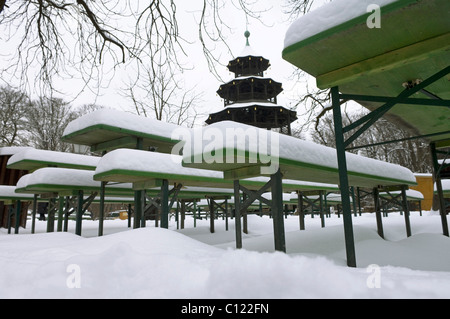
(95, 149, 223, 180)
(94, 149, 341, 191)
(284, 0, 399, 48)
(0, 146, 34, 156)
(290, 192, 352, 203)
(16, 168, 132, 191)
(0, 186, 35, 200)
(63, 109, 184, 140)
(7, 148, 100, 169)
(182, 121, 416, 185)
(436, 180, 450, 192)
(380, 189, 424, 200)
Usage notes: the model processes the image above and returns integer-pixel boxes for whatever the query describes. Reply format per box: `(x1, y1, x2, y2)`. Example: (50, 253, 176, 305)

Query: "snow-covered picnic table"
(93, 148, 341, 192)
(282, 0, 449, 266)
(435, 180, 450, 198)
(15, 167, 133, 197)
(6, 148, 100, 171)
(379, 189, 424, 202)
(62, 109, 185, 154)
(0, 185, 36, 203)
(282, 0, 450, 145)
(180, 121, 417, 188)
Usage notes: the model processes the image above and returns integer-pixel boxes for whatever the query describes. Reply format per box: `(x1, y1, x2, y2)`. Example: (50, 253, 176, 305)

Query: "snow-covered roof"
(221, 75, 280, 86)
(223, 101, 286, 109)
(238, 44, 261, 58)
(284, 0, 402, 49)
(7, 148, 100, 171)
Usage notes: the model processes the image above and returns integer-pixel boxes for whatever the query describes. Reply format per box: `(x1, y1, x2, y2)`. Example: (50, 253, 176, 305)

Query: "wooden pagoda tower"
(206, 31, 297, 135)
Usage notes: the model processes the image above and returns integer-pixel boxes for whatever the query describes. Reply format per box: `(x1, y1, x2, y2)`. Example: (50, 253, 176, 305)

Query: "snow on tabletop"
(284, 0, 401, 49)
(94, 149, 223, 179)
(95, 149, 341, 190)
(380, 189, 424, 200)
(435, 180, 450, 192)
(0, 185, 35, 199)
(184, 121, 416, 185)
(280, 178, 338, 190)
(63, 108, 187, 140)
(7, 148, 100, 167)
(16, 167, 132, 190)
(0, 146, 34, 156)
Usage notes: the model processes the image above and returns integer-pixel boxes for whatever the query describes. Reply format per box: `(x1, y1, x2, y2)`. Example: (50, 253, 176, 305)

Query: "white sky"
(1, 0, 331, 129)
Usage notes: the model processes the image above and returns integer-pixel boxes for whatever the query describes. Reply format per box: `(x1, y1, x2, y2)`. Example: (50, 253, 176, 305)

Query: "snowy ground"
(1, 211, 450, 299)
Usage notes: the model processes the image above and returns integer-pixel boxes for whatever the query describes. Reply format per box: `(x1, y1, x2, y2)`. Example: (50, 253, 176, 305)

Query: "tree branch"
(76, 0, 125, 63)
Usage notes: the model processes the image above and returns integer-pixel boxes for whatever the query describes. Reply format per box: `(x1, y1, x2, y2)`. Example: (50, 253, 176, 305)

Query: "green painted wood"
(6, 159, 98, 172)
(401, 186, 412, 237)
(282, 0, 450, 145)
(431, 142, 449, 236)
(373, 187, 384, 239)
(57, 196, 64, 232)
(75, 191, 83, 236)
(332, 86, 357, 268)
(233, 180, 243, 249)
(160, 180, 169, 229)
(182, 153, 416, 188)
(95, 167, 343, 192)
(14, 200, 21, 234)
(15, 183, 133, 197)
(271, 169, 286, 252)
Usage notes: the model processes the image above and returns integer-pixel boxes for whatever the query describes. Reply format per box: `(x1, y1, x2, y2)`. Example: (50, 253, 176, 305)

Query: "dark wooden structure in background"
(0, 149, 30, 229)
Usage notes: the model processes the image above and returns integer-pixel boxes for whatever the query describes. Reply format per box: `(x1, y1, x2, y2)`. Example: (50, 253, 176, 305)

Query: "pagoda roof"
(238, 42, 261, 58)
(219, 75, 282, 87)
(222, 101, 287, 109)
(227, 31, 270, 76)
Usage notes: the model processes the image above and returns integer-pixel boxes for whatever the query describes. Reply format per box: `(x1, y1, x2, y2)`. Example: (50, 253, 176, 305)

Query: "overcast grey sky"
(1, 0, 331, 129)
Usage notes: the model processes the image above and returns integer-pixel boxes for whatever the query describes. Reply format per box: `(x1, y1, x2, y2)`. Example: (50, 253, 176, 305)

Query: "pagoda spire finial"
(244, 30, 250, 46)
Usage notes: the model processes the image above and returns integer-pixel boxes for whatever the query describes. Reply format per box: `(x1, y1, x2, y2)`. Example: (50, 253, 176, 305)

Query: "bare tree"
(0, 85, 31, 146)
(311, 111, 432, 173)
(0, 0, 269, 96)
(282, 0, 335, 134)
(124, 59, 204, 128)
(26, 96, 78, 151)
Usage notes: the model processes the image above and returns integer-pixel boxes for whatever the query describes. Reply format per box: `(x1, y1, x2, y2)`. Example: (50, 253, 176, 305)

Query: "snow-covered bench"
(7, 148, 100, 171)
(0, 185, 36, 202)
(435, 180, 450, 198)
(93, 149, 341, 232)
(93, 149, 340, 193)
(181, 121, 417, 188)
(62, 109, 185, 154)
(379, 189, 424, 202)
